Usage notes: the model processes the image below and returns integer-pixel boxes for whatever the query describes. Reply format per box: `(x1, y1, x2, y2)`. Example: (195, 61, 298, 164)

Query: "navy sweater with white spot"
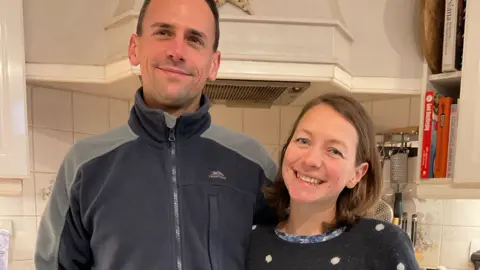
(246, 218, 421, 270)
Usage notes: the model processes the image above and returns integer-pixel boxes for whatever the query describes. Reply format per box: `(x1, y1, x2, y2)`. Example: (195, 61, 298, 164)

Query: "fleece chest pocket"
(207, 183, 257, 269)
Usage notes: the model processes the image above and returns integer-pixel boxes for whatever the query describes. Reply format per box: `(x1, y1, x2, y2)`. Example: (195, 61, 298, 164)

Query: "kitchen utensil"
(471, 249, 480, 270)
(411, 214, 418, 247)
(401, 212, 408, 232)
(365, 199, 394, 223)
(393, 191, 403, 224)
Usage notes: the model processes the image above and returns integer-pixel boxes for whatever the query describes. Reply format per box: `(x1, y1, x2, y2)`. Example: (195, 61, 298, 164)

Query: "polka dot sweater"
(246, 218, 421, 270)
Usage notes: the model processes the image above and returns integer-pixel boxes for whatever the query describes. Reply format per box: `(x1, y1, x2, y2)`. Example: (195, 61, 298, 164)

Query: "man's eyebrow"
(150, 22, 174, 29)
(149, 22, 207, 39)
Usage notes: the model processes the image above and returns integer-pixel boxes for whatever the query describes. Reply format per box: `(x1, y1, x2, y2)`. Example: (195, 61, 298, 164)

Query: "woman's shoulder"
(349, 218, 413, 249)
(250, 224, 276, 238)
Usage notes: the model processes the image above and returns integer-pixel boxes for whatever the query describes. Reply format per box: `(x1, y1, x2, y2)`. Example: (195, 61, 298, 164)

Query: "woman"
(247, 93, 420, 270)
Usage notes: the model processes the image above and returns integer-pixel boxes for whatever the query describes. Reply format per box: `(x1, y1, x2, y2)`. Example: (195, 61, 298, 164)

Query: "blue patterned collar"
(274, 226, 346, 244)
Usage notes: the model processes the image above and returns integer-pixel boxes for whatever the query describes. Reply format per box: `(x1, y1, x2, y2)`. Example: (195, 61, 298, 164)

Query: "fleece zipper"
(169, 128, 183, 270)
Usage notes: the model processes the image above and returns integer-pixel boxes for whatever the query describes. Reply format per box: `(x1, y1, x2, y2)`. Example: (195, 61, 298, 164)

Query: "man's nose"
(165, 37, 186, 62)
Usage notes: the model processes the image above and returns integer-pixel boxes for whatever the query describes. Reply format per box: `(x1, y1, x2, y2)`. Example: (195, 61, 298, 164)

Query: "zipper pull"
(168, 129, 175, 142)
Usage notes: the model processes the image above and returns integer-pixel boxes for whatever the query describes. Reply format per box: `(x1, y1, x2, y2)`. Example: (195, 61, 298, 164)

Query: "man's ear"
(128, 34, 140, 66)
(208, 51, 221, 81)
(346, 162, 369, 189)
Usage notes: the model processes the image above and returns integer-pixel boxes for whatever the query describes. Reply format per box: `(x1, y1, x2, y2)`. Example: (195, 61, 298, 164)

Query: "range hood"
(24, 0, 421, 105)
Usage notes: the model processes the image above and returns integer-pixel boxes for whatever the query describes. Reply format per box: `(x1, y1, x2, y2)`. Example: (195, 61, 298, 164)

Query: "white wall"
(1, 86, 478, 269)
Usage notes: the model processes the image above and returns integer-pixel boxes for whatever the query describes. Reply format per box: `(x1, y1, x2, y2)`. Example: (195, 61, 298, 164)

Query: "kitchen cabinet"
(415, 0, 480, 199)
(0, 0, 30, 183)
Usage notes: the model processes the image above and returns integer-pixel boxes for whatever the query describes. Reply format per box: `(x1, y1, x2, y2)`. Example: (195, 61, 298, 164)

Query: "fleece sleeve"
(34, 152, 93, 270)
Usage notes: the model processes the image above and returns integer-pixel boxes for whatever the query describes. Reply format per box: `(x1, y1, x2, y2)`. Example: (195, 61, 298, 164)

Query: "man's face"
(128, 0, 221, 112)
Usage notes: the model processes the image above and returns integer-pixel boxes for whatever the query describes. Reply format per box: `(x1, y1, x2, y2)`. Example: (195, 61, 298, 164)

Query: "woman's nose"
(302, 149, 323, 169)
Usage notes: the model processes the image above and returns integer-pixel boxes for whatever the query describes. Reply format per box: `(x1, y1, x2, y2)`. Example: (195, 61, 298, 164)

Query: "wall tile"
(28, 128, 34, 172)
(34, 173, 56, 216)
(33, 128, 73, 173)
(73, 93, 109, 134)
(280, 106, 302, 143)
(371, 97, 410, 132)
(109, 99, 129, 129)
(243, 106, 280, 145)
(442, 200, 480, 227)
(415, 224, 442, 267)
(360, 101, 373, 117)
(5, 217, 37, 261)
(263, 145, 280, 165)
(32, 87, 73, 131)
(8, 260, 34, 270)
(74, 132, 93, 143)
(210, 104, 243, 133)
(26, 86, 32, 127)
(0, 175, 35, 216)
(413, 199, 444, 225)
(440, 226, 480, 269)
(409, 96, 421, 127)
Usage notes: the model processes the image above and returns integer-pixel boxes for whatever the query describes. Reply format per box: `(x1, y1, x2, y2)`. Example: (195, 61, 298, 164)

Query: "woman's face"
(282, 103, 368, 205)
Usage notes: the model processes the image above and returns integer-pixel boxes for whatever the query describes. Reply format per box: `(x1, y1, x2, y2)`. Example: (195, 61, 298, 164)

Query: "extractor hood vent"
(204, 79, 310, 107)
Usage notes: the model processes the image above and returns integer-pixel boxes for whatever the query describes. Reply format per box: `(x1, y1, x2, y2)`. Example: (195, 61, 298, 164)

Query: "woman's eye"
(329, 148, 343, 157)
(295, 138, 309, 145)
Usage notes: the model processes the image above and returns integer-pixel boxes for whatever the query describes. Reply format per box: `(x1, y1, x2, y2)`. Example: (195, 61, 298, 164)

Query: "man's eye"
(188, 37, 203, 45)
(156, 30, 171, 37)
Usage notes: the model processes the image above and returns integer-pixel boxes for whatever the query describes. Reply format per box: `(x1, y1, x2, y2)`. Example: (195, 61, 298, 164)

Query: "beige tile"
(440, 226, 480, 269)
(73, 93, 109, 134)
(0, 174, 35, 216)
(8, 260, 34, 270)
(263, 145, 280, 165)
(33, 128, 73, 173)
(360, 101, 373, 117)
(210, 104, 243, 133)
(28, 128, 34, 172)
(411, 199, 444, 225)
(27, 85, 32, 127)
(243, 106, 280, 145)
(32, 87, 73, 131)
(414, 224, 442, 267)
(74, 132, 93, 143)
(34, 172, 56, 216)
(2, 216, 37, 261)
(371, 98, 410, 132)
(280, 106, 302, 143)
(409, 96, 421, 127)
(442, 200, 480, 227)
(109, 99, 129, 129)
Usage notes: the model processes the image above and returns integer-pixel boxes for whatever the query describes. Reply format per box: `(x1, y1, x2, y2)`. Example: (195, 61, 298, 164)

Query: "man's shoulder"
(201, 124, 278, 180)
(65, 124, 138, 168)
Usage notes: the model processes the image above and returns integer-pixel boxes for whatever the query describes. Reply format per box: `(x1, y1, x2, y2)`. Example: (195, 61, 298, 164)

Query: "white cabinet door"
(453, 0, 480, 185)
(0, 0, 29, 178)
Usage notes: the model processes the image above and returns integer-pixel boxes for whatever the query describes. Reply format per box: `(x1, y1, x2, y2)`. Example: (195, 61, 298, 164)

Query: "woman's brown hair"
(263, 92, 383, 229)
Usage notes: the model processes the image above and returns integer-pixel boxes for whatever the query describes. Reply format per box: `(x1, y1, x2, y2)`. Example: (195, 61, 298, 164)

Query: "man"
(34, 0, 277, 269)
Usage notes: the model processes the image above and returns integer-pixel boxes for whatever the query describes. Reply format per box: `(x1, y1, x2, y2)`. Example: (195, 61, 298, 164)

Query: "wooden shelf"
(415, 178, 480, 199)
(428, 71, 462, 89)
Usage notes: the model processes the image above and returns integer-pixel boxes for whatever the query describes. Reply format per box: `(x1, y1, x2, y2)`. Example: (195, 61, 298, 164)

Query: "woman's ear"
(346, 162, 369, 189)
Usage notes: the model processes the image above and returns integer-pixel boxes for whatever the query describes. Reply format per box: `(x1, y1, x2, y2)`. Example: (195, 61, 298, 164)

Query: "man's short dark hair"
(136, 0, 220, 51)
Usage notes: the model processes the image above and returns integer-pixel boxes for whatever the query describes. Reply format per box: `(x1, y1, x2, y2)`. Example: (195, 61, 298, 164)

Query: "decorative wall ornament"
(216, 0, 253, 15)
(40, 179, 54, 201)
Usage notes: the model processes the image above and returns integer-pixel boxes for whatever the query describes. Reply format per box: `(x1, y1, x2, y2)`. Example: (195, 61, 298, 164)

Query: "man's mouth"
(157, 66, 191, 76)
(296, 171, 325, 185)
